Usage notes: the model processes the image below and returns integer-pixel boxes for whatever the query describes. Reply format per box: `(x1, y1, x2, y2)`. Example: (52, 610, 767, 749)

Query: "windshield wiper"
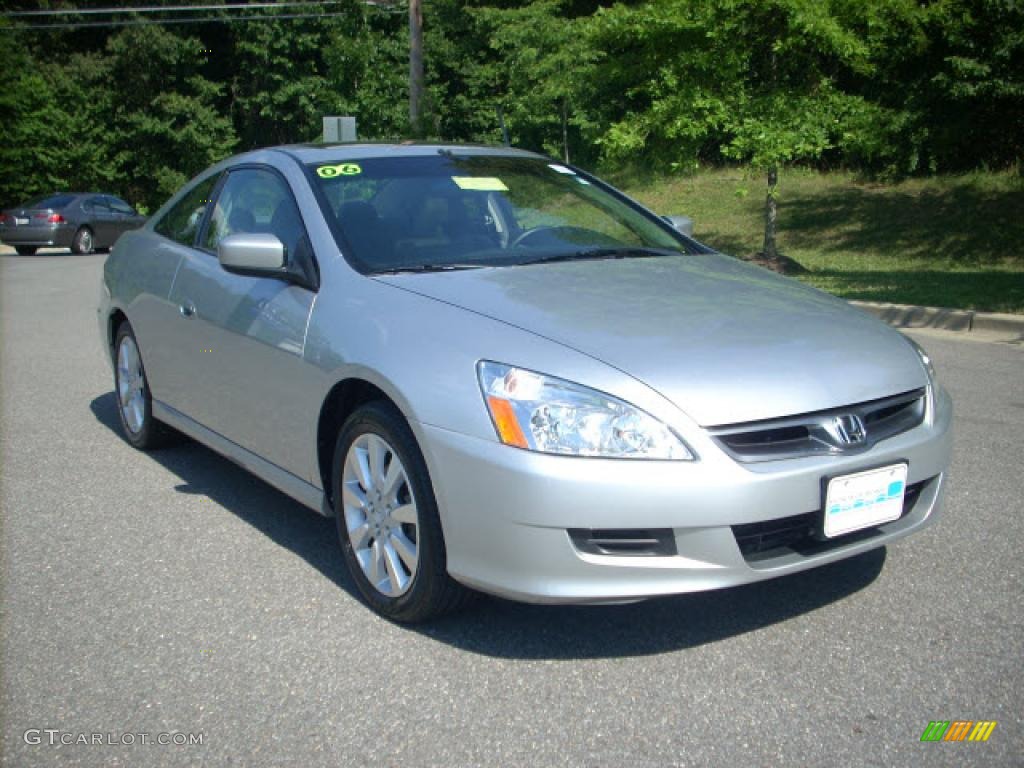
(520, 247, 674, 266)
(371, 263, 485, 275)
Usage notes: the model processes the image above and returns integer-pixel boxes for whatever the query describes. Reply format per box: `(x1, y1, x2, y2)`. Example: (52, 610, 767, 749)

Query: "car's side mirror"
(663, 214, 694, 237)
(217, 233, 286, 275)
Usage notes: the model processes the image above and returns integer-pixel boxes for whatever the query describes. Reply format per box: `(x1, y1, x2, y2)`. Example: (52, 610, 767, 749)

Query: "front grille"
(568, 528, 677, 557)
(732, 479, 927, 561)
(709, 388, 926, 462)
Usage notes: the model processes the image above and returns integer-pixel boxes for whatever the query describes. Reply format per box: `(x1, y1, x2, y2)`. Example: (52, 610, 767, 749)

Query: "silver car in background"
(2, 192, 145, 255)
(97, 144, 953, 622)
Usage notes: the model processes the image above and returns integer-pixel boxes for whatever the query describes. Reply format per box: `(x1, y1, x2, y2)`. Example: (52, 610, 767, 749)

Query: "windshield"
(308, 154, 688, 273)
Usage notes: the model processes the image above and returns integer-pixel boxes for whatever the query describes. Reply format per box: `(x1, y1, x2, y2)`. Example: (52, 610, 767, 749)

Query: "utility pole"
(409, 0, 424, 138)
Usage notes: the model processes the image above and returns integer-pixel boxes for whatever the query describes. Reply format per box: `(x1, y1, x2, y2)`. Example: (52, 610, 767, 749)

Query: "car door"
(135, 173, 223, 406)
(85, 196, 117, 247)
(165, 165, 318, 478)
(105, 196, 144, 241)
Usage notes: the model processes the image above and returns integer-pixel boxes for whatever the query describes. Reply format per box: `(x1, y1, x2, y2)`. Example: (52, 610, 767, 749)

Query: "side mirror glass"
(218, 233, 286, 274)
(663, 214, 694, 238)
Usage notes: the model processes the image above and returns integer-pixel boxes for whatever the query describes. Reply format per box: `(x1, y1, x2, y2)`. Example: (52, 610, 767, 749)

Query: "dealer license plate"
(823, 463, 908, 539)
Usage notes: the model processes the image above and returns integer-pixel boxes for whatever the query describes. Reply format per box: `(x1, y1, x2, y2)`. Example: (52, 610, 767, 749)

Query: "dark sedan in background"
(0, 193, 146, 255)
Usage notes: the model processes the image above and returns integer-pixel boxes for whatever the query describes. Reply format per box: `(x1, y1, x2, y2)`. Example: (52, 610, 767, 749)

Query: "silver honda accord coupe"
(97, 144, 953, 622)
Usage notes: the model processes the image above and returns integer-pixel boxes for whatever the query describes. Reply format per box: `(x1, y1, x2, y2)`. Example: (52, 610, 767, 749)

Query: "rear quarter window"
(107, 197, 136, 215)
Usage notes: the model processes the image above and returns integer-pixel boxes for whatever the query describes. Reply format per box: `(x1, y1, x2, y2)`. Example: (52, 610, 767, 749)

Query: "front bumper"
(420, 387, 953, 603)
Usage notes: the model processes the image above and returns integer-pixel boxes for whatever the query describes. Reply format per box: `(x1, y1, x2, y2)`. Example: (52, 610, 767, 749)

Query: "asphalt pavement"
(2, 251, 1022, 767)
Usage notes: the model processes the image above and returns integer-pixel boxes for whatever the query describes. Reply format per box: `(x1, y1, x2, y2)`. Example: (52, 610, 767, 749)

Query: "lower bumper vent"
(569, 528, 677, 557)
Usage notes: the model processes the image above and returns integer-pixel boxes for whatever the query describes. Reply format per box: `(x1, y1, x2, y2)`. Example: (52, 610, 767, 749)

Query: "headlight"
(477, 361, 694, 460)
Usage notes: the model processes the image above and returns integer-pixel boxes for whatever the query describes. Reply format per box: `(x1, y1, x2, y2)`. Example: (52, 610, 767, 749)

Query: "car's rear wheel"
(113, 322, 170, 449)
(14, 246, 37, 255)
(72, 226, 94, 254)
(333, 401, 473, 622)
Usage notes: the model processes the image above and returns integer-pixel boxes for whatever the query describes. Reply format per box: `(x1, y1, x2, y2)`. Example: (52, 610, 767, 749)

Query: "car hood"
(374, 254, 926, 426)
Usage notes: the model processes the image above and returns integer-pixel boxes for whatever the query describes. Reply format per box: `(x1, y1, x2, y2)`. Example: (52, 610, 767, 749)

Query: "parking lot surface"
(2, 251, 1022, 766)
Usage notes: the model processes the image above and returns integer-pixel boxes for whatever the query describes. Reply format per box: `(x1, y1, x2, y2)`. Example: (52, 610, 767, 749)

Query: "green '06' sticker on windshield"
(317, 163, 362, 178)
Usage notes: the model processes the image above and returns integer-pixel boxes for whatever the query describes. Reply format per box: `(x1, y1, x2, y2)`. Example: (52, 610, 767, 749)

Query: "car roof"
(23, 193, 124, 201)
(263, 142, 547, 165)
(34, 192, 121, 197)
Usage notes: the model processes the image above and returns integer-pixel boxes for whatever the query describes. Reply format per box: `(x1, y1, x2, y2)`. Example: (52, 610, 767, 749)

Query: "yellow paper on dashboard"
(451, 176, 508, 191)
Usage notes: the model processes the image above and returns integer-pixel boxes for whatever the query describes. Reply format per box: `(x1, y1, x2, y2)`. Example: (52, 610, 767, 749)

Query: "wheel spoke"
(381, 460, 403, 502)
(389, 529, 418, 572)
(348, 521, 371, 551)
(341, 481, 367, 511)
(382, 540, 407, 593)
(346, 446, 372, 492)
(368, 540, 383, 585)
(368, 435, 388, 488)
(131, 399, 144, 431)
(390, 503, 417, 525)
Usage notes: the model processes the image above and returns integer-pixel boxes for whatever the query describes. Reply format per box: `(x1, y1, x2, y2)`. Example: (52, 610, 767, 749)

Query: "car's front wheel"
(113, 322, 170, 449)
(14, 246, 37, 255)
(333, 402, 473, 622)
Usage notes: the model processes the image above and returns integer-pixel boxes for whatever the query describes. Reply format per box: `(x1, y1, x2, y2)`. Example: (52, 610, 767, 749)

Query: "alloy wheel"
(341, 433, 420, 597)
(116, 334, 146, 434)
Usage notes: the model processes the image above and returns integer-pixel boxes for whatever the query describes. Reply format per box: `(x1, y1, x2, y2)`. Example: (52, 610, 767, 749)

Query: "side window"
(203, 167, 308, 258)
(107, 196, 135, 215)
(154, 174, 220, 246)
(86, 197, 108, 214)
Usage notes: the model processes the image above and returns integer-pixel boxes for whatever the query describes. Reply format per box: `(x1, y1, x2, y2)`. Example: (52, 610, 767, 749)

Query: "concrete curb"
(850, 300, 1024, 341)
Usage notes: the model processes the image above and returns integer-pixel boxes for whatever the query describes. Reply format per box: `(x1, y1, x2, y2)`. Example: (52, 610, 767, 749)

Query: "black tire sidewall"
(332, 402, 450, 623)
(113, 323, 159, 449)
(15, 246, 37, 255)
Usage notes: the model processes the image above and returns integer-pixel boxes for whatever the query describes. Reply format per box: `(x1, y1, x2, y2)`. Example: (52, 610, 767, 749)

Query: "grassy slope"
(617, 168, 1024, 313)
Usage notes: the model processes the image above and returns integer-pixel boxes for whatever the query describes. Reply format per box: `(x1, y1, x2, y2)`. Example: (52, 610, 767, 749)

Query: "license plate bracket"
(823, 463, 908, 539)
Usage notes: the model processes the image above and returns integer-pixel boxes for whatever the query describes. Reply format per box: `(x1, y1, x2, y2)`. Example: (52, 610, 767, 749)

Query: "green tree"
(104, 25, 236, 208)
(0, 30, 75, 205)
(226, 14, 334, 148)
(900, 0, 1023, 171)
(473, 1, 598, 162)
(587, 0, 875, 265)
(322, 5, 409, 140)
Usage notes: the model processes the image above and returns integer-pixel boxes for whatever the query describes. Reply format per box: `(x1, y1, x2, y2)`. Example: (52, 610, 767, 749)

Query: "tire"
(113, 322, 171, 450)
(333, 401, 474, 622)
(71, 226, 94, 254)
(14, 246, 37, 255)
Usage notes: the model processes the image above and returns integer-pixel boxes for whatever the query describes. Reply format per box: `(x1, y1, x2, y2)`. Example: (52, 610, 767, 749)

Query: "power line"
(9, 11, 364, 30)
(2, 1, 404, 30)
(5, 1, 359, 17)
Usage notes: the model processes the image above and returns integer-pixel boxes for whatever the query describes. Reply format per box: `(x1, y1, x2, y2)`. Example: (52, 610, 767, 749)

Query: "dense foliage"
(1, 0, 1021, 213)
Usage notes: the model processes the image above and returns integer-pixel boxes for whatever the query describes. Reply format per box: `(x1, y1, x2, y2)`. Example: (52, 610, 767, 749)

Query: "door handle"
(179, 301, 196, 318)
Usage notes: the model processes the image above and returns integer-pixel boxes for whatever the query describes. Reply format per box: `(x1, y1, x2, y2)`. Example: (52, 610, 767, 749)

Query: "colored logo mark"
(316, 163, 362, 178)
(828, 480, 904, 515)
(920, 720, 997, 742)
